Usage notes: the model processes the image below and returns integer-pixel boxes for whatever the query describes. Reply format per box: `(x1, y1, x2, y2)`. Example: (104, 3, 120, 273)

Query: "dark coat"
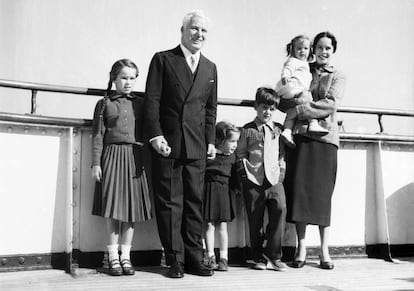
(144, 45, 217, 159)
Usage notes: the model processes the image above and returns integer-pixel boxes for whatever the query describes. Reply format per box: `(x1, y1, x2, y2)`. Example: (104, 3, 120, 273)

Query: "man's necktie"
(190, 55, 197, 73)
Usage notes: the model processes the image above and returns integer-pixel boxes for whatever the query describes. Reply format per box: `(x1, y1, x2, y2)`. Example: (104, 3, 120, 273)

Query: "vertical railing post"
(31, 89, 38, 114)
(378, 114, 384, 133)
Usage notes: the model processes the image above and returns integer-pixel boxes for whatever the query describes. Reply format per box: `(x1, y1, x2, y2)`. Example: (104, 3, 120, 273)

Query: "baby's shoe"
(281, 129, 296, 148)
(308, 119, 329, 135)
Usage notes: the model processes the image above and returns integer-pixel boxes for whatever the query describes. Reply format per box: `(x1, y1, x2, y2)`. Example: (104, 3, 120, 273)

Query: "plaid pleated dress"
(91, 94, 151, 223)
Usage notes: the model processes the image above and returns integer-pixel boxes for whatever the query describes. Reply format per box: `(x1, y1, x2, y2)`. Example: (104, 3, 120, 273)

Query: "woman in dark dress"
(283, 32, 346, 270)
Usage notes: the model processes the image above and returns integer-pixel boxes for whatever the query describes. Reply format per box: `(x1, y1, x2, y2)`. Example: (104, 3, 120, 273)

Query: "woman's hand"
(294, 91, 313, 104)
(92, 165, 102, 182)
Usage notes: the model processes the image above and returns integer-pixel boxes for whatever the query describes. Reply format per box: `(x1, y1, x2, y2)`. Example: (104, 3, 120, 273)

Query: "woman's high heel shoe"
(320, 260, 334, 270)
(319, 255, 334, 270)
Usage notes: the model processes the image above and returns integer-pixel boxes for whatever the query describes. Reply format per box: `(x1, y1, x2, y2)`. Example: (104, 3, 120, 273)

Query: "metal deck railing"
(1, 78, 413, 143)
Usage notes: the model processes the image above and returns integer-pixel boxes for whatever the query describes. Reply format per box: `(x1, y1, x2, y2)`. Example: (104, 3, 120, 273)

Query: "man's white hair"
(181, 10, 210, 29)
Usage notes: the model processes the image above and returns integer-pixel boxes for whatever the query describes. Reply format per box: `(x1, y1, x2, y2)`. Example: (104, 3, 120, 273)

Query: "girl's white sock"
(107, 244, 119, 262)
(120, 244, 132, 261)
(219, 250, 228, 260)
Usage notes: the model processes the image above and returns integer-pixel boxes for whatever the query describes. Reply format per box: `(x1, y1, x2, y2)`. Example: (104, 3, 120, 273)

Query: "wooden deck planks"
(0, 258, 413, 291)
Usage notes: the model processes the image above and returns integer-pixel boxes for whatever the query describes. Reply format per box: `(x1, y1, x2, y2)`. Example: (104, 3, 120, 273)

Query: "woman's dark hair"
(215, 121, 240, 146)
(286, 35, 313, 61)
(106, 59, 139, 96)
(313, 31, 337, 53)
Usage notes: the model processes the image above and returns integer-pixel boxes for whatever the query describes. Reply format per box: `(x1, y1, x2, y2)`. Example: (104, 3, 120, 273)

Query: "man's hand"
(207, 144, 216, 160)
(92, 165, 102, 182)
(151, 136, 171, 157)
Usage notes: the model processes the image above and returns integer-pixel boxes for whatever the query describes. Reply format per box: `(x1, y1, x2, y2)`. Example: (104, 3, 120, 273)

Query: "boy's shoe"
(251, 258, 267, 270)
(204, 255, 218, 270)
(266, 259, 288, 271)
(281, 131, 296, 148)
(308, 120, 329, 135)
(217, 258, 228, 271)
(263, 254, 287, 271)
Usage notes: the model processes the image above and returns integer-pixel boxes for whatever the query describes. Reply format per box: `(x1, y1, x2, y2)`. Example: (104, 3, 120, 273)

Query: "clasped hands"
(151, 136, 216, 160)
(150, 136, 172, 157)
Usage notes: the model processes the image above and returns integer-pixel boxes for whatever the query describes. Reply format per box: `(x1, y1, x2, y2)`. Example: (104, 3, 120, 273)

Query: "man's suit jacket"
(144, 45, 217, 159)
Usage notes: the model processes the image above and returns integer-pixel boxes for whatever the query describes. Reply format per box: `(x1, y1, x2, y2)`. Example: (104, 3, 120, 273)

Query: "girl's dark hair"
(313, 31, 337, 53)
(255, 87, 280, 107)
(105, 59, 139, 96)
(286, 35, 313, 61)
(215, 121, 240, 146)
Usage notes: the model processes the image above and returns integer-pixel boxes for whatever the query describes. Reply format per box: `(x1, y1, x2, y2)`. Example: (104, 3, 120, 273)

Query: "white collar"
(180, 44, 200, 63)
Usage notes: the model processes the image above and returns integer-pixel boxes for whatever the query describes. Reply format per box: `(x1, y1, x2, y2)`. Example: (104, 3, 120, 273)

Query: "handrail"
(1, 78, 413, 134)
(1, 112, 413, 144)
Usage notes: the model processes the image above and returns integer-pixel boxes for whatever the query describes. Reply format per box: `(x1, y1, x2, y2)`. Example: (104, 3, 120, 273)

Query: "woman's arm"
(296, 71, 346, 120)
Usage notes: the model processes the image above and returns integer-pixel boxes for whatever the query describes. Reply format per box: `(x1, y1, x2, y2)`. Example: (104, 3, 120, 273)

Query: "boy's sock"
(120, 244, 132, 261)
(107, 244, 119, 262)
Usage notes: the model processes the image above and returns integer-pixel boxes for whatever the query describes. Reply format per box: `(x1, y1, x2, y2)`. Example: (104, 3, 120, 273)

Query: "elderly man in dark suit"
(144, 10, 217, 278)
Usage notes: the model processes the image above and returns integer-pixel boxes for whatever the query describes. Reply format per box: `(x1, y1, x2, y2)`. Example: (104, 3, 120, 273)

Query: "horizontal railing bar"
(1, 112, 413, 143)
(1, 79, 413, 117)
(0, 79, 145, 97)
(340, 132, 414, 143)
(337, 106, 414, 117)
(0, 112, 91, 127)
(218, 98, 414, 117)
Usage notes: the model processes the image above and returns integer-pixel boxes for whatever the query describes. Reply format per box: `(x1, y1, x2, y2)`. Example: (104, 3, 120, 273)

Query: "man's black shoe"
(184, 263, 214, 276)
(167, 261, 184, 278)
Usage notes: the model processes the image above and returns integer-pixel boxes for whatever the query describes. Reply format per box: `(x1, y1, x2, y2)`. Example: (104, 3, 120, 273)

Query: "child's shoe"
(217, 258, 228, 271)
(308, 119, 329, 135)
(263, 254, 287, 271)
(108, 258, 123, 276)
(121, 259, 135, 275)
(281, 129, 296, 148)
(205, 255, 218, 270)
(251, 258, 267, 270)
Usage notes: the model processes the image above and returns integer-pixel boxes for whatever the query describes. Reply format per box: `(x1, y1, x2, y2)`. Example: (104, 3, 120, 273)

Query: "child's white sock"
(120, 244, 132, 261)
(219, 250, 228, 260)
(107, 244, 119, 262)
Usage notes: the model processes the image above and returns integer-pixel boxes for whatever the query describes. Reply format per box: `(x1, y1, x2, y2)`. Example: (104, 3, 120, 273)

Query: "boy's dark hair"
(255, 87, 280, 107)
